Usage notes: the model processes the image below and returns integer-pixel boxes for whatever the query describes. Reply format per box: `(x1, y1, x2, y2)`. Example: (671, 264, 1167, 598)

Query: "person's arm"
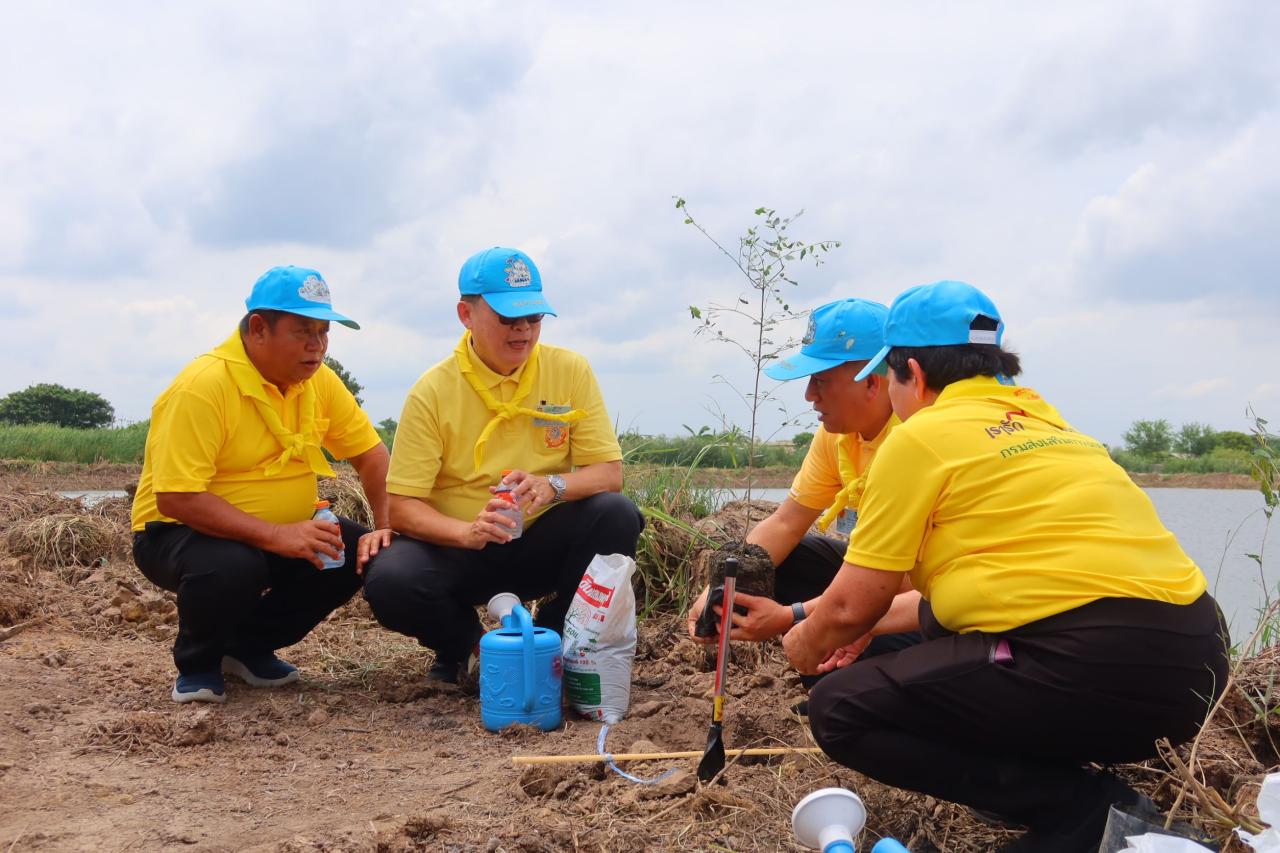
(388, 492, 522, 550)
(747, 497, 821, 566)
(346, 442, 392, 570)
(811, 586, 922, 672)
(505, 460, 622, 511)
(155, 491, 343, 570)
(782, 560, 903, 674)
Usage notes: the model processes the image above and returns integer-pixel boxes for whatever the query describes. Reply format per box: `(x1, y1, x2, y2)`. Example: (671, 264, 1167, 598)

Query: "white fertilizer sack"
(561, 553, 637, 723)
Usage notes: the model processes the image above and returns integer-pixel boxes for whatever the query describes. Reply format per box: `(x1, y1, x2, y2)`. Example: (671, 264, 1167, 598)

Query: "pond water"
(728, 487, 1277, 639)
(58, 489, 128, 507)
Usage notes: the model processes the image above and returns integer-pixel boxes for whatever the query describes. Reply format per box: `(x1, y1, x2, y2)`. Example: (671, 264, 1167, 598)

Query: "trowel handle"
(712, 571, 736, 704)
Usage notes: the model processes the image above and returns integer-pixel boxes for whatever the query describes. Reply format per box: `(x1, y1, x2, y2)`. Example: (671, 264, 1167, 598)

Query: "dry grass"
(0, 490, 83, 534)
(318, 466, 374, 528)
(4, 512, 124, 574)
(81, 709, 216, 756)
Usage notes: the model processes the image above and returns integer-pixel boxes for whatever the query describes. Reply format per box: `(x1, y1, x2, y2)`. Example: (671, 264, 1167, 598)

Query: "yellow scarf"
(454, 331, 588, 471)
(816, 416, 899, 533)
(209, 331, 336, 479)
(817, 435, 866, 533)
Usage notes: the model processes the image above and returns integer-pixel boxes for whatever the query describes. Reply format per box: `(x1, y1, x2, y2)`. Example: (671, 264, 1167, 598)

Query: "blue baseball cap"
(245, 266, 360, 329)
(458, 247, 557, 318)
(854, 280, 1002, 380)
(764, 299, 889, 381)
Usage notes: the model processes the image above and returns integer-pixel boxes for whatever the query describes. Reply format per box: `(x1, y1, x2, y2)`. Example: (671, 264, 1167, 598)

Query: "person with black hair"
(781, 280, 1229, 852)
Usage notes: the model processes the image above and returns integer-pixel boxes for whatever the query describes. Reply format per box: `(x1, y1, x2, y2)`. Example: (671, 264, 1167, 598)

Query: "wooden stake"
(512, 746, 825, 765)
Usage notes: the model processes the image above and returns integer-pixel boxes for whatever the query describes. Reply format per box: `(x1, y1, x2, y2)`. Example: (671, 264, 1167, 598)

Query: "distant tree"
(0, 383, 115, 429)
(1215, 430, 1254, 453)
(377, 417, 398, 433)
(1173, 422, 1217, 457)
(1122, 419, 1173, 456)
(792, 431, 815, 450)
(323, 356, 364, 406)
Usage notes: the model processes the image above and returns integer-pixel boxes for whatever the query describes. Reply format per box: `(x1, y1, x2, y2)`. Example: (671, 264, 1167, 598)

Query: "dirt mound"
(0, 485, 1273, 851)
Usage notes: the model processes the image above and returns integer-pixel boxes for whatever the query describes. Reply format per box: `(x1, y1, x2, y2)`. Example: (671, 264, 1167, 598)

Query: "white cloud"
(0, 0, 1276, 447)
(1154, 379, 1229, 401)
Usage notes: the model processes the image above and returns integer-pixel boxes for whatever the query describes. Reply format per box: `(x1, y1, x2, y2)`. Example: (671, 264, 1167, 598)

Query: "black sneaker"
(427, 657, 460, 684)
(427, 645, 479, 685)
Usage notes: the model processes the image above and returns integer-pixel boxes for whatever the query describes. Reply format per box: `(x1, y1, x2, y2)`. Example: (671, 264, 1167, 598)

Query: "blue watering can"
(479, 593, 562, 732)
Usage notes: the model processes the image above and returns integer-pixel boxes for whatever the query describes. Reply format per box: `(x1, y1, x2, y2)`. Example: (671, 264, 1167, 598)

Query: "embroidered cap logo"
(505, 257, 533, 288)
(297, 275, 332, 304)
(801, 314, 817, 345)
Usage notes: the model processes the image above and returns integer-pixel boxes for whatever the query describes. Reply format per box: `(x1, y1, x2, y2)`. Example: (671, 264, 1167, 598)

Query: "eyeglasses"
(497, 313, 545, 326)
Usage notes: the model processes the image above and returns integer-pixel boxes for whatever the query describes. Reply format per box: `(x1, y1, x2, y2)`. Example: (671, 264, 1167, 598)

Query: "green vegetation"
(1112, 418, 1256, 475)
(324, 355, 364, 407)
(0, 421, 148, 464)
(620, 428, 807, 470)
(0, 383, 115, 429)
(621, 440, 725, 617)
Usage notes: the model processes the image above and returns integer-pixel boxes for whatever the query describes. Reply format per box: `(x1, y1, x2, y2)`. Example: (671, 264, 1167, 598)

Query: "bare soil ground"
(0, 485, 1275, 851)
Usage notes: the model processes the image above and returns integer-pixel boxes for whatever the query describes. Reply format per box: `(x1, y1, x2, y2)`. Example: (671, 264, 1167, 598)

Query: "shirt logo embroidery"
(505, 257, 533, 288)
(297, 275, 331, 304)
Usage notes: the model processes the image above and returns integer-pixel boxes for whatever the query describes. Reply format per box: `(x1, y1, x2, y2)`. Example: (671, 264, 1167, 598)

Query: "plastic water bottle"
(312, 500, 345, 569)
(494, 474, 524, 540)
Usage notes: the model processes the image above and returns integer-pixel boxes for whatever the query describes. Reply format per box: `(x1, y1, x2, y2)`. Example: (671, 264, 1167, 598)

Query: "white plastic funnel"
(793, 787, 866, 852)
(486, 592, 521, 622)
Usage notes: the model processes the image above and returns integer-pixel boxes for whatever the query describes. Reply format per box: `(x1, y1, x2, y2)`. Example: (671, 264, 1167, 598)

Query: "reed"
(0, 422, 149, 464)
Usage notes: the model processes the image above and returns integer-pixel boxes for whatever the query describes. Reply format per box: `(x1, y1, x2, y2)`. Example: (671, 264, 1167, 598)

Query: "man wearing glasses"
(363, 247, 643, 684)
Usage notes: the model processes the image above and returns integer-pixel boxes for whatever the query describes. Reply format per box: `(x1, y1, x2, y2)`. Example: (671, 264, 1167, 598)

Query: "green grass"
(622, 440, 728, 618)
(1109, 447, 1253, 475)
(0, 421, 149, 463)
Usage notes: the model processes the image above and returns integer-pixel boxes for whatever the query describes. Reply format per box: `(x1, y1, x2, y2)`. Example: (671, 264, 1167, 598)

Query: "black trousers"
(362, 492, 645, 662)
(777, 534, 921, 665)
(132, 519, 366, 675)
(808, 593, 1230, 836)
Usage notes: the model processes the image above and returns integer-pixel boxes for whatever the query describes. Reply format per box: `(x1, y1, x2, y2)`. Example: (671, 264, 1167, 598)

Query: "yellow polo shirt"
(131, 331, 381, 531)
(788, 418, 896, 543)
(387, 340, 622, 527)
(847, 376, 1205, 633)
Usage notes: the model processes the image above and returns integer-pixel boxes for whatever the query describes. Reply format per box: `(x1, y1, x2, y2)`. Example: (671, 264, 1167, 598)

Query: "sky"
(1, 1, 1277, 446)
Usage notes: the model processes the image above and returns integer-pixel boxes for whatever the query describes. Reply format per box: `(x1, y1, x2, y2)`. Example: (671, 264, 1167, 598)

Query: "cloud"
(1153, 379, 1229, 400)
(1069, 117, 1280, 306)
(997, 3, 1280, 155)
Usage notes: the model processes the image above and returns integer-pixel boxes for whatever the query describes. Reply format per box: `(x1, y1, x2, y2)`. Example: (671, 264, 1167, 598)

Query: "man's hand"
(502, 469, 556, 512)
(356, 528, 394, 574)
(686, 586, 714, 645)
(267, 519, 345, 570)
(726, 592, 795, 642)
(461, 497, 522, 549)
(815, 635, 872, 672)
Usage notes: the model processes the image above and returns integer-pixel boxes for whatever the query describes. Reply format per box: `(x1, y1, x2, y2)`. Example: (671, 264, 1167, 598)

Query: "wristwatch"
(791, 602, 807, 624)
(547, 474, 567, 504)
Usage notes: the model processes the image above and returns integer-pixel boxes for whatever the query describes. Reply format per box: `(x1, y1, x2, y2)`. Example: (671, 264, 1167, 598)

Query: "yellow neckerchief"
(207, 330, 336, 478)
(453, 331, 588, 471)
(817, 415, 899, 533)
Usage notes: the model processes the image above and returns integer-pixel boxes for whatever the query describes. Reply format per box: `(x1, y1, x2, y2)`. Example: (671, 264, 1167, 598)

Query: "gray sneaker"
(222, 653, 300, 688)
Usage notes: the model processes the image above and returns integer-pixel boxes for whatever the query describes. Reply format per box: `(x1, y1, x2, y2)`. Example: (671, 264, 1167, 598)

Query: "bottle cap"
(314, 500, 330, 509)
